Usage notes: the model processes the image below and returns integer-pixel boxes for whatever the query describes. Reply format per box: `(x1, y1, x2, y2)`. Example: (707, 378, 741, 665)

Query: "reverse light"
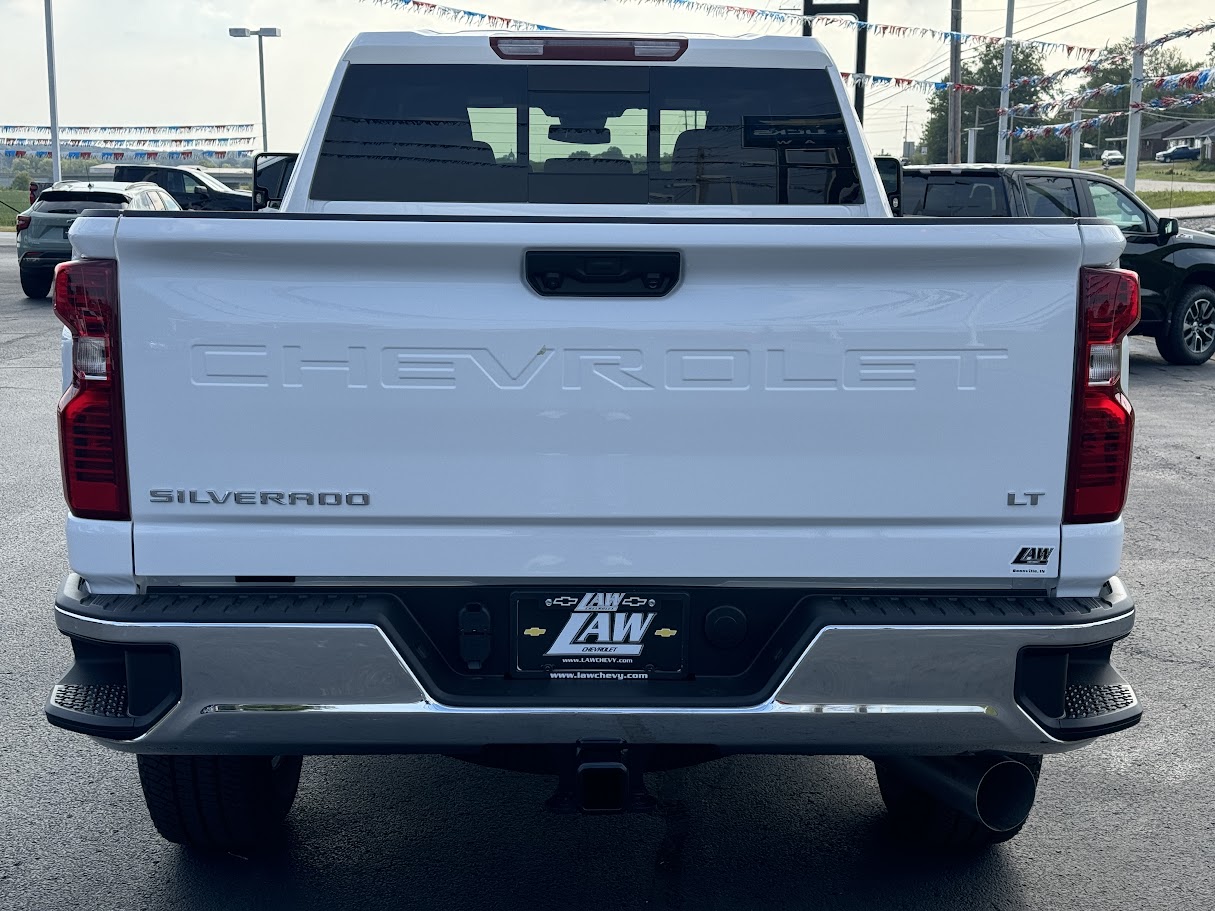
(1065, 267, 1140, 524)
(53, 259, 130, 521)
(15, 214, 31, 232)
(490, 37, 688, 61)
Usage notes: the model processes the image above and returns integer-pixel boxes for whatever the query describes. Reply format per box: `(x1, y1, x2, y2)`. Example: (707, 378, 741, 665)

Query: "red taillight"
(490, 36, 688, 60)
(1065, 267, 1140, 524)
(15, 214, 31, 232)
(53, 260, 129, 521)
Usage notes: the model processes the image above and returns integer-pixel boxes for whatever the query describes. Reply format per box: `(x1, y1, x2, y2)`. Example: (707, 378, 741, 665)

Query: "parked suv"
(1100, 149, 1125, 166)
(904, 164, 1215, 364)
(15, 181, 179, 299)
(111, 164, 252, 211)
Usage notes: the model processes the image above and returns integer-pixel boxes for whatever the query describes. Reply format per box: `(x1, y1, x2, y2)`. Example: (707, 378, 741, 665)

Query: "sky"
(1, 0, 1213, 157)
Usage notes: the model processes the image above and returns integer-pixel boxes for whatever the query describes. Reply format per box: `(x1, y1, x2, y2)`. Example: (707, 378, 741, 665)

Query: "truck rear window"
(903, 174, 1010, 217)
(311, 64, 862, 206)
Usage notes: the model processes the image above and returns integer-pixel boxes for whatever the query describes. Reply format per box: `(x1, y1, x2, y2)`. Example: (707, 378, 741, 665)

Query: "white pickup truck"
(46, 31, 1142, 854)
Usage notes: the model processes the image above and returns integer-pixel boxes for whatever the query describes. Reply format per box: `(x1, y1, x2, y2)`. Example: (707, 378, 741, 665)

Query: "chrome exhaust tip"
(878, 755, 1038, 833)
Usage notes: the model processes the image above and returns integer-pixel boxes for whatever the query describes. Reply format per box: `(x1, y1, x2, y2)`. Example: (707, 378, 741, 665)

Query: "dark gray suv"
(15, 181, 179, 299)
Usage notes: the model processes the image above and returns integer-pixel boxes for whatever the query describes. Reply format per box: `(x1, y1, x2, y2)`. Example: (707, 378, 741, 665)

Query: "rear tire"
(136, 754, 302, 853)
(1156, 285, 1215, 365)
(874, 754, 1042, 852)
(19, 269, 52, 300)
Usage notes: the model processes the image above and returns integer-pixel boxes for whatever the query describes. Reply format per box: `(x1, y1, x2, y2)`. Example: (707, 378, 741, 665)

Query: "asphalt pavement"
(1, 233, 1213, 911)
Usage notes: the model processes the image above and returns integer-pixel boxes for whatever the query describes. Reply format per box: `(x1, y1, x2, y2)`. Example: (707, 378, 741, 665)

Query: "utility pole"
(802, 0, 870, 123)
(1070, 108, 1097, 168)
(1125, 0, 1148, 191)
(948, 0, 963, 164)
(43, 0, 62, 183)
(967, 106, 982, 163)
(997, 0, 1015, 164)
(903, 105, 912, 160)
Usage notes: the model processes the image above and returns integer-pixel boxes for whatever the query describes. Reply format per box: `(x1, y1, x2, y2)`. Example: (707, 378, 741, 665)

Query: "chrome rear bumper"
(49, 576, 1140, 756)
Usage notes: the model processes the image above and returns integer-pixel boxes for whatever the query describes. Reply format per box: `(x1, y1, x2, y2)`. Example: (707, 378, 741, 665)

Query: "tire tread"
(1156, 284, 1215, 366)
(136, 754, 301, 853)
(19, 270, 52, 300)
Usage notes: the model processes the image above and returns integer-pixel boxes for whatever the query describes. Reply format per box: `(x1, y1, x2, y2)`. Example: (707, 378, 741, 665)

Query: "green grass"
(1136, 189, 1215, 210)
(1029, 159, 1215, 183)
(0, 189, 30, 229)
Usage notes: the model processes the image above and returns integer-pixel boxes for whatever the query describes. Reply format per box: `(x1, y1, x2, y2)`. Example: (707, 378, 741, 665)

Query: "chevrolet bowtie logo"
(523, 627, 546, 637)
(654, 628, 678, 638)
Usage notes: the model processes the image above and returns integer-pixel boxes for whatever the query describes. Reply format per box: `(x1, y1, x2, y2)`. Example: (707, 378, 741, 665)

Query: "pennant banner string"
(2, 136, 256, 148)
(3, 149, 255, 159)
(613, 0, 1096, 55)
(843, 65, 1215, 106)
(1004, 89, 1215, 139)
(1002, 67, 1215, 117)
(0, 124, 255, 135)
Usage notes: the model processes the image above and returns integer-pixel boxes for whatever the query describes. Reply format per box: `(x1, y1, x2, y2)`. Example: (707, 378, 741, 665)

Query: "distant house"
(1107, 120, 1184, 160)
(1162, 119, 1215, 160)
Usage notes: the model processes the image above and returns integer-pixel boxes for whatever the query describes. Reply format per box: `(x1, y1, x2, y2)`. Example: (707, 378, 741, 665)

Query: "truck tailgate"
(115, 216, 1103, 584)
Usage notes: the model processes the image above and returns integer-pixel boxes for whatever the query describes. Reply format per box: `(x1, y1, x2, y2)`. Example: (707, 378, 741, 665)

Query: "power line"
(1021, 0, 1139, 43)
(966, 0, 1056, 11)
(867, 0, 1078, 99)
(1013, 0, 1113, 36)
(851, 0, 1151, 123)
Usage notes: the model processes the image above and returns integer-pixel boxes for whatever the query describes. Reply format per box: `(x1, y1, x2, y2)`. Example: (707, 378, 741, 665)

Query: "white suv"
(1101, 149, 1125, 166)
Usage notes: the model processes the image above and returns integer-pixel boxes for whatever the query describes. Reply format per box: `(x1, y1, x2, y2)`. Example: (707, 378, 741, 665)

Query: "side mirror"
(874, 156, 903, 216)
(1157, 217, 1180, 244)
(195, 185, 210, 196)
(253, 152, 299, 210)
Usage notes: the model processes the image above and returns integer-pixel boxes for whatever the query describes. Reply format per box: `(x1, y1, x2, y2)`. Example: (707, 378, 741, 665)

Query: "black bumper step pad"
(51, 683, 128, 718)
(44, 638, 180, 740)
(1017, 640, 1141, 741)
(1065, 682, 1138, 720)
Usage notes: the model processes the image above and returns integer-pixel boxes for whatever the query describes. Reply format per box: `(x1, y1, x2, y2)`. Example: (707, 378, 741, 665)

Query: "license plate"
(513, 591, 688, 680)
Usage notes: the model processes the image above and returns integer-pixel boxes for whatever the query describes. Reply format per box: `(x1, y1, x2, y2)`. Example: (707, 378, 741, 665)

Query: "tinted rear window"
(311, 64, 862, 206)
(34, 192, 127, 213)
(113, 167, 163, 181)
(903, 174, 1010, 217)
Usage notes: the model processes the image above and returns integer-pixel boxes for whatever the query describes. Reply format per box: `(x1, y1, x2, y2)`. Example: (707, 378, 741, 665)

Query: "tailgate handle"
(525, 251, 680, 297)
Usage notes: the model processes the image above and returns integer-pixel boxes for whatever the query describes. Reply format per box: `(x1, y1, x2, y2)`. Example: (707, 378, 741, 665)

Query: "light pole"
(44, 0, 62, 183)
(229, 27, 281, 151)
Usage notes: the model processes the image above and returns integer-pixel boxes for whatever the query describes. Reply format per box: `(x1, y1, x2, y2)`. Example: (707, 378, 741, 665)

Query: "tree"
(918, 44, 1052, 164)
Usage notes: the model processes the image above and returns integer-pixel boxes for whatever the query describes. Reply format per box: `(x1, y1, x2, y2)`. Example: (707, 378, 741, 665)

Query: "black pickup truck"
(905, 164, 1215, 365)
(111, 164, 251, 212)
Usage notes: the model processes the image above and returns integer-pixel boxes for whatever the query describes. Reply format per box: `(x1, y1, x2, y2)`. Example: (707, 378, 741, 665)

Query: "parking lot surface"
(1, 233, 1212, 910)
